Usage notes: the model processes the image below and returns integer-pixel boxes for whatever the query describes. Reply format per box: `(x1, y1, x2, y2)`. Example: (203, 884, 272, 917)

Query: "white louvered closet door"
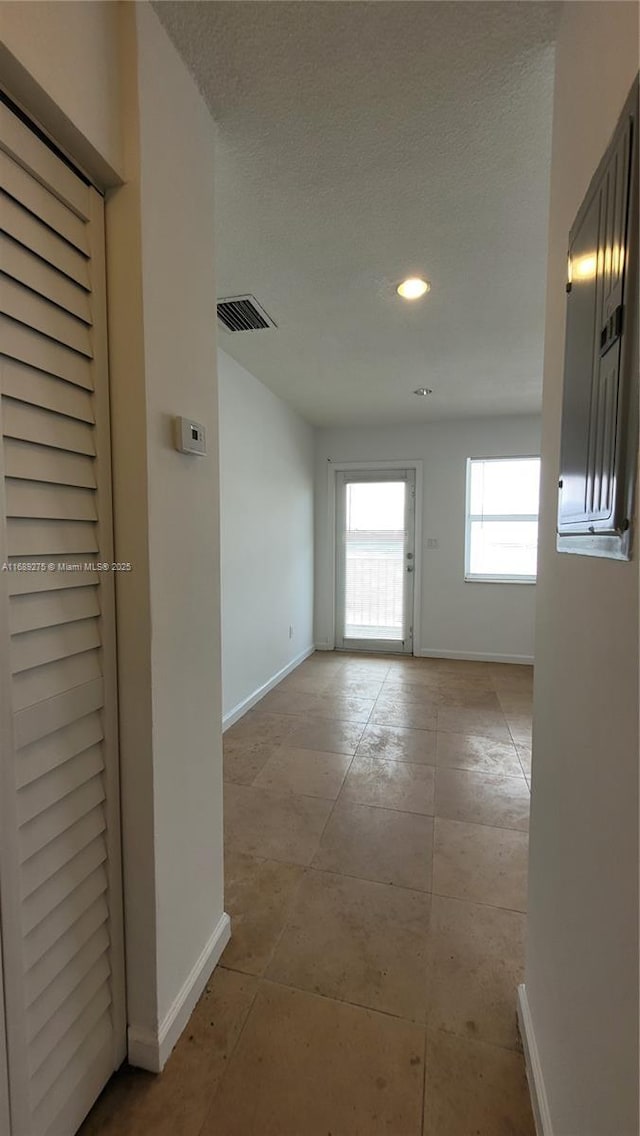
(0, 101, 126, 1136)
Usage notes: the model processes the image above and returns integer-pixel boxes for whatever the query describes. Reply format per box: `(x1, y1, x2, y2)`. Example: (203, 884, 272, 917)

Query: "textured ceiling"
(153, 1, 559, 425)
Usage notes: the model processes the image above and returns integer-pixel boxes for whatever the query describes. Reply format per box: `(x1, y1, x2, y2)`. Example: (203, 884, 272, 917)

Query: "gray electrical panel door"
(558, 80, 638, 552)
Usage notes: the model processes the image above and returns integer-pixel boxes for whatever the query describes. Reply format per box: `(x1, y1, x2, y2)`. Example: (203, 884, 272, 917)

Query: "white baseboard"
(517, 984, 553, 1136)
(127, 911, 231, 1073)
(417, 648, 534, 665)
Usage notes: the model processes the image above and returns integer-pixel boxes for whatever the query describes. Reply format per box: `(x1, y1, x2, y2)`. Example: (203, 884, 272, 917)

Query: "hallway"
(82, 651, 535, 1136)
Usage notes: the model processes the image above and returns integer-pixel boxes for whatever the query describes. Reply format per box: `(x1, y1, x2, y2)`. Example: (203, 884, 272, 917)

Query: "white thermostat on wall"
(174, 416, 206, 456)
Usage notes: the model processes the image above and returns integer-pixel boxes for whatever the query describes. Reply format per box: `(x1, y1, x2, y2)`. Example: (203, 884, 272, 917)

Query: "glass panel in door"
(336, 471, 415, 653)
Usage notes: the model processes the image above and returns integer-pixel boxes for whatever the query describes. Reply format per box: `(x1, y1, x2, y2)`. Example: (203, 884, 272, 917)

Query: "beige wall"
(0, 0, 123, 182)
(134, 2, 224, 1025)
(0, 0, 225, 1071)
(526, 4, 639, 1133)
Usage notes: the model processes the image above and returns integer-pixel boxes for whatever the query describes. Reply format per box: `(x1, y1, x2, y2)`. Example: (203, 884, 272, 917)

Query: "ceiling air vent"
(216, 295, 276, 332)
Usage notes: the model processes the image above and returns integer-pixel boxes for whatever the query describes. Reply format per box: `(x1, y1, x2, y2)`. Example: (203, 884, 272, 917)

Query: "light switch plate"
(174, 416, 206, 456)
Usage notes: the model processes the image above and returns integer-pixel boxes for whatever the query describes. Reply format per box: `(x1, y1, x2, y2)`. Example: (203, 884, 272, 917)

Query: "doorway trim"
(324, 460, 423, 654)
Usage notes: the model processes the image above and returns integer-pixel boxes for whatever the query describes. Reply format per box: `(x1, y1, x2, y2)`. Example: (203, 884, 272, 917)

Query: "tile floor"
(82, 651, 535, 1136)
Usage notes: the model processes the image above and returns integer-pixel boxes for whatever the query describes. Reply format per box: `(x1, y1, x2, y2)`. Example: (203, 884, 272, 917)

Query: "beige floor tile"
(325, 676, 386, 699)
(435, 659, 494, 678)
(224, 783, 333, 865)
(435, 676, 497, 698)
(253, 746, 352, 800)
(79, 968, 258, 1136)
(222, 736, 278, 786)
(266, 869, 431, 1021)
(438, 688, 502, 711)
(423, 1029, 535, 1136)
(300, 654, 347, 667)
(276, 670, 335, 695)
(312, 803, 434, 891)
(433, 818, 528, 911)
(435, 768, 530, 832)
(436, 732, 523, 777)
(508, 717, 533, 746)
(222, 852, 304, 975)
(426, 894, 526, 1050)
(497, 690, 534, 715)
(383, 673, 443, 696)
(201, 982, 424, 1136)
(286, 714, 365, 755)
(256, 689, 322, 717)
(339, 658, 392, 677)
(437, 707, 511, 741)
(372, 700, 438, 730)
(311, 693, 376, 722)
(379, 681, 442, 704)
(517, 744, 532, 776)
(228, 710, 298, 746)
(341, 757, 435, 815)
(357, 722, 436, 764)
(490, 664, 534, 691)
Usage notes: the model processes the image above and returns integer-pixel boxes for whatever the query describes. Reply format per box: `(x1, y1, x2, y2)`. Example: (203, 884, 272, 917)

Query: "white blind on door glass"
(344, 481, 406, 640)
(0, 102, 125, 1136)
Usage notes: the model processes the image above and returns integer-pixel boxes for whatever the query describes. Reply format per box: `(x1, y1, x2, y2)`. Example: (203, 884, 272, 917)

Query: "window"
(465, 457, 541, 583)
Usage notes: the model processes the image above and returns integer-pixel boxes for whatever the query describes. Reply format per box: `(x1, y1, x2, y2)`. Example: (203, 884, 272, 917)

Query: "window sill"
(464, 575, 536, 585)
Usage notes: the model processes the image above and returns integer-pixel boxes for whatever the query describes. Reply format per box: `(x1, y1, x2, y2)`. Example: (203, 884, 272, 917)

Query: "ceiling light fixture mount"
(397, 277, 430, 300)
(413, 387, 433, 396)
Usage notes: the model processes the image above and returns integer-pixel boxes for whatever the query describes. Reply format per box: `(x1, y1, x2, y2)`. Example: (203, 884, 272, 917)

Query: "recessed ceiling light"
(397, 277, 430, 300)
(413, 387, 433, 396)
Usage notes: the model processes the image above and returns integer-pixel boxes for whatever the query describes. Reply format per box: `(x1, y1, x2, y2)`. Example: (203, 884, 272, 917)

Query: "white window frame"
(464, 456, 540, 585)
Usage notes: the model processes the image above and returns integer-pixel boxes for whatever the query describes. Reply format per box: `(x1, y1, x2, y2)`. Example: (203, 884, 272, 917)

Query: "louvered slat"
(3, 398, 95, 454)
(0, 150, 89, 253)
(11, 617, 100, 674)
(31, 994, 111, 1115)
(22, 836, 107, 935)
(26, 925, 109, 1043)
(12, 651, 102, 714)
(1, 237, 91, 323)
(6, 557, 98, 595)
(6, 479, 97, 523)
(0, 315, 92, 388)
(0, 358, 94, 422)
(10, 586, 99, 635)
(0, 105, 90, 219)
(37, 1012, 112, 1136)
(4, 438, 95, 488)
(1, 278, 92, 357)
(29, 976, 110, 1092)
(1, 196, 90, 288)
(21, 808, 106, 900)
(13, 676, 104, 749)
(19, 777, 105, 866)
(24, 896, 109, 1008)
(7, 518, 98, 555)
(18, 745, 104, 827)
(16, 714, 103, 791)
(23, 866, 108, 973)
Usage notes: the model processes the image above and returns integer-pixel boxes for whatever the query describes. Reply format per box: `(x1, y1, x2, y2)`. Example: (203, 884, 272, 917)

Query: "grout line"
(258, 973, 428, 1029)
(192, 966, 262, 1136)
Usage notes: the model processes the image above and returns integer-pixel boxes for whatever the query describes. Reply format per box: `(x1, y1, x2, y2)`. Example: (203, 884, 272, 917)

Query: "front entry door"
(335, 470, 415, 654)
